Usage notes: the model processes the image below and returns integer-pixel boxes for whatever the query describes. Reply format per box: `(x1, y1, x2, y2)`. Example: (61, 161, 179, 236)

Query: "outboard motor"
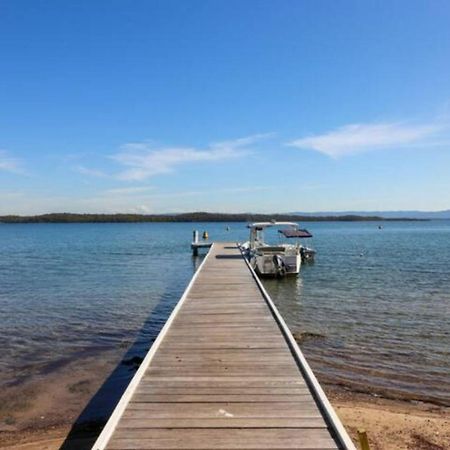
(300, 246, 316, 262)
(272, 254, 286, 277)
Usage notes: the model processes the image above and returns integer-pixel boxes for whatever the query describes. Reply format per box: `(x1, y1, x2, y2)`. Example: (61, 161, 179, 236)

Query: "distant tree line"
(0, 212, 417, 223)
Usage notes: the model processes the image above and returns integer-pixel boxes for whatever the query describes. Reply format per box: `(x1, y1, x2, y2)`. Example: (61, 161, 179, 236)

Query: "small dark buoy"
(202, 231, 209, 240)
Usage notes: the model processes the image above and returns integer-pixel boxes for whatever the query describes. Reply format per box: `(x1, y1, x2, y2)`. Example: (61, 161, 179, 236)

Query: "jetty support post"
(192, 230, 199, 256)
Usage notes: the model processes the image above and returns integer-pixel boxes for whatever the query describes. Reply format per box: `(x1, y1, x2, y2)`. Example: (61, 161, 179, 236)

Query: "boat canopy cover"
(247, 222, 298, 229)
(279, 229, 313, 238)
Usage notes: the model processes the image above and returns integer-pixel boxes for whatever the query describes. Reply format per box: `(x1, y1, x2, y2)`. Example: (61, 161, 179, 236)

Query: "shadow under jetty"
(59, 288, 182, 450)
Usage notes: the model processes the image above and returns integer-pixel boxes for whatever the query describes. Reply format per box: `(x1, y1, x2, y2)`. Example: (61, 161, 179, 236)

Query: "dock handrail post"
(193, 230, 199, 244)
(358, 430, 370, 450)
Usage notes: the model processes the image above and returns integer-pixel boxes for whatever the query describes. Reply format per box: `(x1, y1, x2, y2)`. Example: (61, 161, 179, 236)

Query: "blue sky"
(1, 0, 450, 214)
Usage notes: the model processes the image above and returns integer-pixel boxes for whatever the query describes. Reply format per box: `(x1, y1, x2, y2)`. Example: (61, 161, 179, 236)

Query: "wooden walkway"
(93, 243, 355, 450)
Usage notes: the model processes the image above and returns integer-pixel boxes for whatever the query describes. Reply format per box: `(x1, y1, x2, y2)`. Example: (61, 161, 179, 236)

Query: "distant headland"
(0, 212, 425, 223)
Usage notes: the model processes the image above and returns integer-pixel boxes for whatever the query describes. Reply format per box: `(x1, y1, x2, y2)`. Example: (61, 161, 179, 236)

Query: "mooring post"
(192, 230, 199, 256)
(357, 430, 370, 450)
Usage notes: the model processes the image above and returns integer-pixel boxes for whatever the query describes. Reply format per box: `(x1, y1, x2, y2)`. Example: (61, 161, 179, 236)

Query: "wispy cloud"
(288, 121, 448, 158)
(102, 186, 153, 195)
(209, 133, 275, 150)
(112, 134, 270, 181)
(74, 165, 108, 178)
(143, 185, 270, 199)
(0, 150, 23, 174)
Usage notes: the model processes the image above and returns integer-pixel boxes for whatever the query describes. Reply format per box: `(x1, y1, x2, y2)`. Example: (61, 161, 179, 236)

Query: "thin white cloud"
(102, 186, 153, 195)
(210, 133, 275, 150)
(0, 150, 22, 174)
(288, 121, 447, 158)
(0, 184, 274, 215)
(144, 185, 270, 199)
(74, 165, 108, 178)
(112, 134, 269, 181)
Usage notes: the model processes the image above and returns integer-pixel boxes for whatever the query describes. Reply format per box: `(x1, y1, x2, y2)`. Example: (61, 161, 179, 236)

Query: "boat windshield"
(248, 222, 302, 248)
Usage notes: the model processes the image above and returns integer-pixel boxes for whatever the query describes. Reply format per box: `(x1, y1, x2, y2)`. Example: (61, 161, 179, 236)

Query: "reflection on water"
(1, 221, 449, 405)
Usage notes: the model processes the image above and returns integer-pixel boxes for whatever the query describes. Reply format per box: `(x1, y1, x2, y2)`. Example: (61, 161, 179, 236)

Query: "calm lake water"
(1, 221, 449, 405)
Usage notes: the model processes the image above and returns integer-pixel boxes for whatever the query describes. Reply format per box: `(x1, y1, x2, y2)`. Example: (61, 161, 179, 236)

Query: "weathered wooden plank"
(175, 309, 273, 325)
(179, 308, 270, 315)
(165, 333, 284, 340)
(117, 417, 327, 429)
(152, 355, 293, 364)
(171, 320, 277, 327)
(124, 402, 321, 417)
(134, 387, 309, 395)
(175, 312, 272, 320)
(148, 366, 299, 375)
(161, 342, 289, 350)
(130, 394, 316, 403)
(146, 368, 301, 377)
(153, 348, 293, 356)
(153, 355, 293, 362)
(107, 428, 338, 449)
(181, 302, 270, 309)
(186, 291, 263, 298)
(136, 377, 306, 387)
(167, 326, 282, 335)
(148, 362, 299, 370)
(150, 361, 298, 370)
(161, 338, 285, 344)
(182, 302, 269, 308)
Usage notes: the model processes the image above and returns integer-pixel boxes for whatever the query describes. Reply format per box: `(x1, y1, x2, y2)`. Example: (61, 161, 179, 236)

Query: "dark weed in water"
(3, 415, 16, 426)
(293, 331, 327, 344)
(121, 356, 144, 371)
(67, 379, 91, 395)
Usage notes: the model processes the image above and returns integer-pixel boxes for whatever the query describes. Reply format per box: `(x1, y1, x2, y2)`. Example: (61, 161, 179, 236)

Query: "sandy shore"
(0, 351, 449, 450)
(0, 391, 449, 450)
(329, 390, 450, 450)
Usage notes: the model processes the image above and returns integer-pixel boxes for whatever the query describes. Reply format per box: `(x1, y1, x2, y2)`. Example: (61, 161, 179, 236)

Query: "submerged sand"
(0, 350, 449, 450)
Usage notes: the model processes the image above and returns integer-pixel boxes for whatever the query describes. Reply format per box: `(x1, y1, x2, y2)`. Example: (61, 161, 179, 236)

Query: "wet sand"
(0, 351, 449, 450)
(0, 350, 123, 449)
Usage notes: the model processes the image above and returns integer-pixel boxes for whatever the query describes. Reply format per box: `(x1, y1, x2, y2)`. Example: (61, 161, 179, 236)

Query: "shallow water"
(0, 221, 449, 405)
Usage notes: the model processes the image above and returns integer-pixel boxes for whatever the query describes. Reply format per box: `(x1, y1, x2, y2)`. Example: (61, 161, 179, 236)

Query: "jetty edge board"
(92, 242, 356, 450)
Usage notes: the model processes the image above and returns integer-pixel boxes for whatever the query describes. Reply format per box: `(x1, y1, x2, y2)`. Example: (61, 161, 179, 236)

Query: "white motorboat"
(240, 221, 315, 277)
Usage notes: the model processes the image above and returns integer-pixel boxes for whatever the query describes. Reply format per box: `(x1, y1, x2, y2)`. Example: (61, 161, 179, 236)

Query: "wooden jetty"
(92, 243, 355, 450)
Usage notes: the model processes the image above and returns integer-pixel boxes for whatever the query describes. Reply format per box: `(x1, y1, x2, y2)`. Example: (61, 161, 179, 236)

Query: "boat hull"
(251, 252, 301, 277)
